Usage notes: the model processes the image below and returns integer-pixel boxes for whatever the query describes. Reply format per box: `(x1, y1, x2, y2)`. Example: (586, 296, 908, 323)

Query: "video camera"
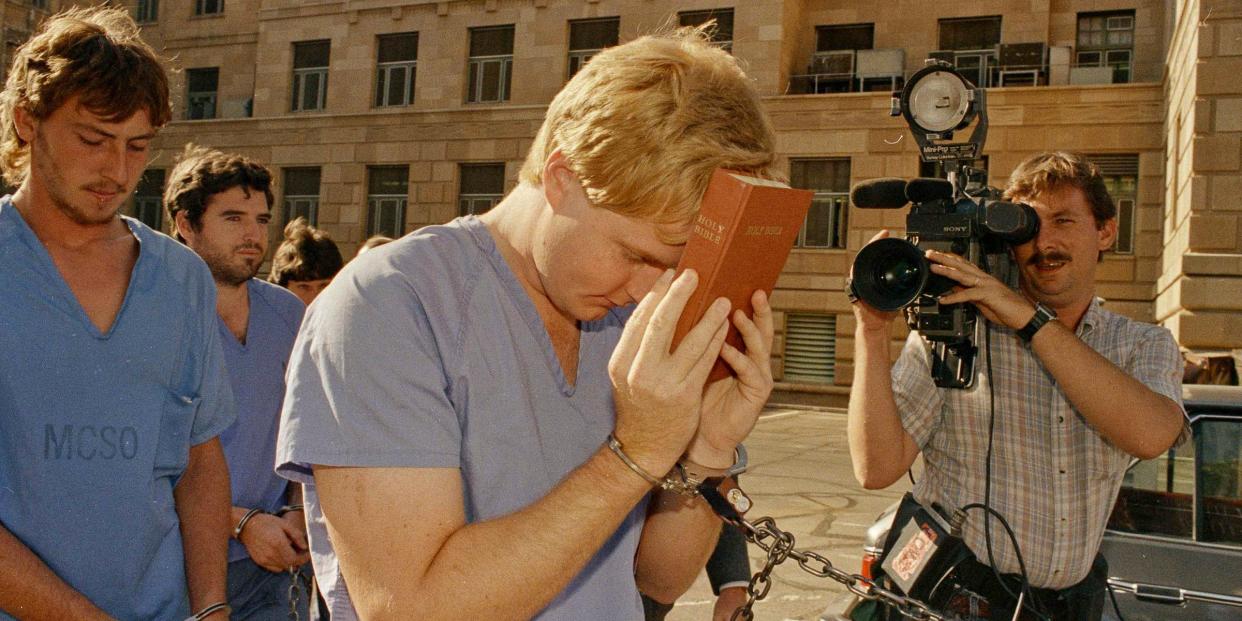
(848, 61, 1040, 389)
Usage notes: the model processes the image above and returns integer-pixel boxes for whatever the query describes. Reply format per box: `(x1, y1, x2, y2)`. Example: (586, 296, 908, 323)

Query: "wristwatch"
(1017, 303, 1057, 342)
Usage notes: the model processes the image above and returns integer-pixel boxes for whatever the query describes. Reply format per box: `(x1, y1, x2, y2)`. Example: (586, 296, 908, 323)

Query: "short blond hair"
(519, 26, 777, 242)
(0, 7, 171, 186)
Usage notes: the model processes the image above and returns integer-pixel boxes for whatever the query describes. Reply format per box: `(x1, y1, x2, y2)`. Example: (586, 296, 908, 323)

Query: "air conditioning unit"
(855, 48, 904, 78)
(1048, 45, 1072, 85)
(810, 50, 854, 76)
(1069, 65, 1114, 84)
(999, 42, 1046, 70)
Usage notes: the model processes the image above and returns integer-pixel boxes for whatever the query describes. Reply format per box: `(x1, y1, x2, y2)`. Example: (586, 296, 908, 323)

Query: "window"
(185, 68, 218, 120)
(790, 159, 850, 249)
(1086, 154, 1138, 254)
(816, 23, 874, 52)
(783, 314, 836, 384)
(568, 17, 619, 78)
(1077, 11, 1135, 84)
(466, 26, 514, 104)
(367, 166, 408, 238)
(375, 32, 418, 107)
(459, 164, 505, 216)
(195, 0, 223, 16)
(136, 0, 158, 23)
(283, 167, 321, 226)
(1110, 431, 1195, 539)
(938, 16, 1001, 51)
(1110, 413, 1242, 545)
(133, 169, 165, 231)
(678, 8, 733, 52)
(1197, 418, 1242, 544)
(292, 40, 330, 112)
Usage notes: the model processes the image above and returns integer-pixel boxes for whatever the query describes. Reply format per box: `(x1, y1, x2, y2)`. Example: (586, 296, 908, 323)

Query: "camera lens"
(850, 238, 929, 312)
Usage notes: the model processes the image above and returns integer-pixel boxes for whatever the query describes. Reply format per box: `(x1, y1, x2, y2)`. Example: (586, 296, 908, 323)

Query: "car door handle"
(1108, 579, 1186, 606)
(1133, 584, 1186, 606)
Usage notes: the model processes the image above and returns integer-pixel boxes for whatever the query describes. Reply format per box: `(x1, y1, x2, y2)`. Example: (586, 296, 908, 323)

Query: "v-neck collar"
(218, 279, 257, 351)
(461, 216, 585, 397)
(2, 198, 147, 340)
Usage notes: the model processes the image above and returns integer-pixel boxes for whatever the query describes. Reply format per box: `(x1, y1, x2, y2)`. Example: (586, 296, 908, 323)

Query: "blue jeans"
(227, 558, 312, 621)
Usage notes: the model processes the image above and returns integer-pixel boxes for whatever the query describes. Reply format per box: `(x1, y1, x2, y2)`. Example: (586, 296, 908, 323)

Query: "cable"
(974, 315, 1049, 620)
(1107, 582, 1127, 621)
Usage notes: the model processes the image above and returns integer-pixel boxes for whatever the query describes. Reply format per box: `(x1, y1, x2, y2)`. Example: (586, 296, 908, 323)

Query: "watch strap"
(1017, 303, 1057, 342)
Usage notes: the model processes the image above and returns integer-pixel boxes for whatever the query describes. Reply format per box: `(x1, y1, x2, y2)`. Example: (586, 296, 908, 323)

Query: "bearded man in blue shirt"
(166, 145, 311, 620)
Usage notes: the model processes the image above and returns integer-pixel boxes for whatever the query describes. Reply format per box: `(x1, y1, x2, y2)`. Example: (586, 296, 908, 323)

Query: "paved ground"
(666, 407, 914, 621)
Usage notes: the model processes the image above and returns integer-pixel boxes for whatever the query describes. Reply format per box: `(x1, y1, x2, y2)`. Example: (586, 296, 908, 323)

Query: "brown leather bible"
(671, 168, 814, 382)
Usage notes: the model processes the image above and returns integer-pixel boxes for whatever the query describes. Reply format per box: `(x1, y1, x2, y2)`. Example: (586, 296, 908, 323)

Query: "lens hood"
(850, 238, 929, 312)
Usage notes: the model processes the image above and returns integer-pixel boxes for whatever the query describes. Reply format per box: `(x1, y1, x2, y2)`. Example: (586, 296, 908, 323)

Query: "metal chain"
(287, 566, 305, 621)
(726, 514, 956, 621)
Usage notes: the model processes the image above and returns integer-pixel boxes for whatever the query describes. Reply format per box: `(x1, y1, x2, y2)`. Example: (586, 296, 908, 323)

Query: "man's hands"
(927, 249, 1036, 329)
(609, 269, 731, 478)
(237, 511, 309, 573)
(851, 231, 901, 334)
(608, 268, 775, 476)
(691, 288, 775, 467)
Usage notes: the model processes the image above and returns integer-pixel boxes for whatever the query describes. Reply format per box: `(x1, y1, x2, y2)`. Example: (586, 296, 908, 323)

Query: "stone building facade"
(5, 0, 1235, 392)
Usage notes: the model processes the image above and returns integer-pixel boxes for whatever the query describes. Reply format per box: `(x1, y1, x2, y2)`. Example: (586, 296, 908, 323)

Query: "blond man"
(276, 28, 776, 619)
(0, 8, 233, 620)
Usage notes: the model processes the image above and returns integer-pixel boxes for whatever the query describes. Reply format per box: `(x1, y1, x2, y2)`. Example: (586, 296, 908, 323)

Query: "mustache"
(1028, 250, 1072, 265)
(235, 244, 264, 253)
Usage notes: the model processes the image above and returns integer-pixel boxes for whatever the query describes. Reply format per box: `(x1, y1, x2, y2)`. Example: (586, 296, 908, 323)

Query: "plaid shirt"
(892, 298, 1185, 589)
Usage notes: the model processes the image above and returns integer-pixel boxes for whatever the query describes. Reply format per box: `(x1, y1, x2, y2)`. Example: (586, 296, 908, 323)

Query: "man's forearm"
(0, 525, 111, 621)
(633, 489, 722, 604)
(1032, 321, 1184, 458)
(848, 326, 919, 489)
(173, 439, 231, 613)
(322, 446, 657, 620)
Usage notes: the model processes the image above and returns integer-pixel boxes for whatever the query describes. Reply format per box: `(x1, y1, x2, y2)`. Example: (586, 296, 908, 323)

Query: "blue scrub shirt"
(0, 198, 236, 620)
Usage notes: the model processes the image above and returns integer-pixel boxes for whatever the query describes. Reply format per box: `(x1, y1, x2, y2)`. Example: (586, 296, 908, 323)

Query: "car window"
(1109, 432, 1195, 539)
(1197, 418, 1242, 545)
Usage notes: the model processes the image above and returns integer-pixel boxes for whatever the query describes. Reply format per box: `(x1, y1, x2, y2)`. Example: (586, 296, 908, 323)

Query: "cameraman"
(847, 151, 1186, 620)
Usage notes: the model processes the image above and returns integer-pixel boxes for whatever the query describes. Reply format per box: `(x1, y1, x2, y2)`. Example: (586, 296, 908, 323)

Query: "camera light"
(904, 69, 974, 135)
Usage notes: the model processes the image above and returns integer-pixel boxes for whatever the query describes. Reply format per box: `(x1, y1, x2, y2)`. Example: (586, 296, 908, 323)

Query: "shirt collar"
(1077, 296, 1104, 336)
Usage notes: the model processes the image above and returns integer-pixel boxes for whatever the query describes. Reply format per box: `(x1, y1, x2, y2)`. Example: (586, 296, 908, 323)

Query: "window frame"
(375, 32, 418, 108)
(184, 67, 219, 121)
(366, 166, 409, 238)
(132, 168, 165, 231)
(1076, 10, 1135, 83)
(466, 25, 515, 104)
(135, 0, 158, 23)
(937, 15, 1002, 52)
(458, 163, 506, 216)
(291, 40, 331, 112)
(790, 158, 851, 250)
(194, 0, 223, 16)
(678, 8, 734, 53)
(1110, 411, 1242, 549)
(282, 167, 322, 227)
(567, 17, 619, 79)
